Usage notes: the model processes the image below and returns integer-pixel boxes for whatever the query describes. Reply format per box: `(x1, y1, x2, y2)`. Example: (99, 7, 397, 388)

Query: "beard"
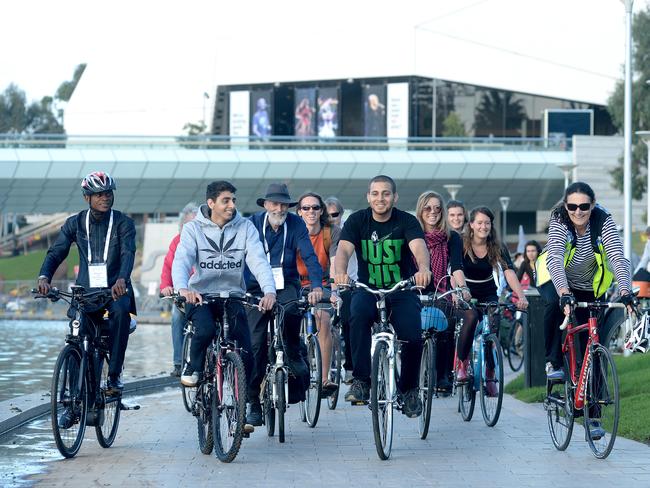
(267, 211, 287, 227)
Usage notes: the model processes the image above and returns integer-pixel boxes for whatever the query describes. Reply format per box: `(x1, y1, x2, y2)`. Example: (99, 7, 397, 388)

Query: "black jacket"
(39, 209, 137, 313)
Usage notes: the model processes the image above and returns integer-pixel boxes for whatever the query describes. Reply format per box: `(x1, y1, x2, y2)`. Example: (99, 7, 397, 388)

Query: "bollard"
(524, 287, 547, 387)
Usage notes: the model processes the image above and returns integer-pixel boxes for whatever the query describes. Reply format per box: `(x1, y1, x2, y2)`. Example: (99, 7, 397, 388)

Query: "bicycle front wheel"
(95, 353, 121, 448)
(181, 331, 196, 413)
(479, 334, 504, 427)
(213, 351, 246, 463)
(546, 365, 574, 451)
(305, 335, 322, 427)
(263, 372, 275, 437)
(418, 337, 436, 439)
(584, 344, 620, 459)
(507, 319, 525, 372)
(327, 328, 342, 410)
(276, 369, 286, 443)
(51, 344, 88, 458)
(371, 341, 393, 460)
(197, 353, 214, 454)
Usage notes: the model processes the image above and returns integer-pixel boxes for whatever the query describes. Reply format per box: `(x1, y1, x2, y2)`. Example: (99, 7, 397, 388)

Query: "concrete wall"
(140, 222, 178, 291)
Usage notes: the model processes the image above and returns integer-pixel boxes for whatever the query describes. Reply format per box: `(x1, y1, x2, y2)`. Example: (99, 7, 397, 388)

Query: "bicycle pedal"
(350, 400, 368, 406)
(120, 401, 141, 411)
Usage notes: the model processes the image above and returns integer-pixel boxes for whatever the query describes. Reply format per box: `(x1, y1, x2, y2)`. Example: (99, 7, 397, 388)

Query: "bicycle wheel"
(181, 331, 196, 413)
(479, 334, 504, 427)
(51, 344, 87, 458)
(327, 329, 342, 410)
(276, 369, 286, 443)
(584, 344, 620, 459)
(546, 364, 574, 451)
(418, 337, 436, 439)
(197, 354, 214, 455)
(371, 341, 393, 460)
(263, 372, 275, 437)
(95, 353, 120, 448)
(507, 319, 525, 372)
(305, 334, 322, 427)
(213, 351, 246, 463)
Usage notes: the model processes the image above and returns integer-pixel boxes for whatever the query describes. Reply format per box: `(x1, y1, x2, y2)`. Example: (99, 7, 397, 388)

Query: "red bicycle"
(544, 300, 625, 459)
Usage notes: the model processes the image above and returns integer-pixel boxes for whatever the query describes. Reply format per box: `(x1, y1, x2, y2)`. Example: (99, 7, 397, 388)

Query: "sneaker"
(344, 379, 370, 403)
(456, 359, 470, 383)
(107, 376, 124, 394)
(181, 369, 199, 387)
(402, 388, 423, 418)
(545, 362, 564, 381)
(58, 407, 75, 429)
(247, 402, 263, 427)
(343, 370, 354, 385)
(588, 420, 606, 441)
(242, 414, 255, 434)
(170, 364, 182, 377)
(485, 369, 498, 397)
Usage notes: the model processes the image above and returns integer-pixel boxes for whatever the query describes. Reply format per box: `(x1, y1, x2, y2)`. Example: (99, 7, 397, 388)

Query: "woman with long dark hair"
(516, 240, 542, 290)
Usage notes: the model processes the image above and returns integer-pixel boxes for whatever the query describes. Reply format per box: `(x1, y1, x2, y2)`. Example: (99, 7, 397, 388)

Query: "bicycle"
(326, 299, 343, 410)
(32, 286, 134, 458)
(165, 291, 259, 463)
(455, 301, 509, 427)
(180, 320, 196, 413)
(340, 278, 420, 461)
(500, 294, 525, 372)
(544, 300, 626, 459)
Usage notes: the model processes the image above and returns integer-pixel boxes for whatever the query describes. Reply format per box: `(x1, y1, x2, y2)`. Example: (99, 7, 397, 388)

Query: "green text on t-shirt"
(360, 238, 404, 287)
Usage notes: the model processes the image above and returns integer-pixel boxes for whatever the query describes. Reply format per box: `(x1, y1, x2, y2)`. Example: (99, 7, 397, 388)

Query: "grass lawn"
(0, 249, 78, 281)
(505, 352, 650, 444)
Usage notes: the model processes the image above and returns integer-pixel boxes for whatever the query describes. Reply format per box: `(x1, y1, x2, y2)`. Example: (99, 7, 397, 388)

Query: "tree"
(0, 84, 64, 140)
(55, 64, 86, 102)
(607, 6, 650, 199)
(441, 112, 467, 137)
(177, 121, 207, 149)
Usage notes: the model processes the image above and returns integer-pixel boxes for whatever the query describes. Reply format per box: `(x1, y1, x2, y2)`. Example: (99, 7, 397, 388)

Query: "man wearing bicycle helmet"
(38, 171, 136, 394)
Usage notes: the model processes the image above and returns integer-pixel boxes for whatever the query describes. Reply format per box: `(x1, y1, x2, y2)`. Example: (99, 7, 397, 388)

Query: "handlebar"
(559, 301, 626, 330)
(32, 287, 117, 303)
(160, 291, 263, 308)
(337, 277, 417, 296)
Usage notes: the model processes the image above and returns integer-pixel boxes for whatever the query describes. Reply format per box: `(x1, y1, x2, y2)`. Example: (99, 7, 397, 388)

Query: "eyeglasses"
(300, 205, 321, 212)
(422, 205, 442, 214)
(566, 203, 591, 212)
(329, 212, 340, 218)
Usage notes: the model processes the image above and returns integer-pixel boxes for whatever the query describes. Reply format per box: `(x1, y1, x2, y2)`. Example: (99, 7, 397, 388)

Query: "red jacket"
(160, 234, 181, 290)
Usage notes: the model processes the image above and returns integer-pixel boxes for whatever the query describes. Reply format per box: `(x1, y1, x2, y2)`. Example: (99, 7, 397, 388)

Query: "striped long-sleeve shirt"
(546, 215, 631, 295)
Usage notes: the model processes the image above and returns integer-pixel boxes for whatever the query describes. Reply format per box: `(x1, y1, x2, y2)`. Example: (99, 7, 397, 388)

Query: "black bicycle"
(500, 294, 525, 372)
(33, 286, 130, 458)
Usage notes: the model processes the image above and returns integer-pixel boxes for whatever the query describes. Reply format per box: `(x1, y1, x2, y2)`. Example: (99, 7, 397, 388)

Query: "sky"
(2, 0, 649, 136)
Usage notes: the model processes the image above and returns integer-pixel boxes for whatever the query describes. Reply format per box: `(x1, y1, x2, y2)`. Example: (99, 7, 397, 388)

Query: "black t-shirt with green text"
(340, 207, 424, 289)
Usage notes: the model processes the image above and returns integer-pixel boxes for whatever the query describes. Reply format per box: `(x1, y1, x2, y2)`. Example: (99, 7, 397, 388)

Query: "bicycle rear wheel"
(584, 344, 620, 459)
(276, 369, 286, 443)
(51, 344, 87, 458)
(197, 353, 214, 454)
(263, 372, 275, 437)
(507, 319, 525, 372)
(213, 351, 246, 463)
(479, 334, 504, 427)
(327, 328, 342, 410)
(305, 334, 322, 427)
(95, 353, 121, 448)
(181, 330, 196, 413)
(418, 337, 436, 439)
(371, 341, 393, 460)
(545, 368, 574, 451)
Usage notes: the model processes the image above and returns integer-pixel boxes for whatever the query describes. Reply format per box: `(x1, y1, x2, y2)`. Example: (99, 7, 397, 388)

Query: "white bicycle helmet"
(81, 171, 116, 195)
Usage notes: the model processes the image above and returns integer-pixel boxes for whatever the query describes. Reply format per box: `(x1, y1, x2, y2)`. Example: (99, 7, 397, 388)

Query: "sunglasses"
(566, 203, 591, 212)
(422, 205, 442, 214)
(329, 212, 340, 218)
(300, 205, 321, 212)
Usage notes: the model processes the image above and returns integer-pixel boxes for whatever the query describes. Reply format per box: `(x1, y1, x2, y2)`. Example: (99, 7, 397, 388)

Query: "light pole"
(443, 184, 463, 201)
(622, 0, 634, 259)
(557, 163, 578, 189)
(637, 131, 650, 226)
(499, 196, 511, 242)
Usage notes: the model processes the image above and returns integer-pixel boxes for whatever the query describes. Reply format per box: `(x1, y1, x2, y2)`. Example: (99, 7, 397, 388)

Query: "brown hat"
(256, 182, 298, 207)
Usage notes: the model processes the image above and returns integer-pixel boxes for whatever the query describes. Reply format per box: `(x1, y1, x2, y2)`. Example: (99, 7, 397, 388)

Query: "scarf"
(425, 230, 449, 294)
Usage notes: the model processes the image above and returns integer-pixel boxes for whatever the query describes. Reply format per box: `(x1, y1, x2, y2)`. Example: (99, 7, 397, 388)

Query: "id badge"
(272, 266, 285, 290)
(89, 263, 108, 288)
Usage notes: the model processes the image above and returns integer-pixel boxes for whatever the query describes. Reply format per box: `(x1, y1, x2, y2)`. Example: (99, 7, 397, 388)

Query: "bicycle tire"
(584, 344, 620, 459)
(197, 353, 214, 455)
(264, 372, 275, 437)
(458, 346, 476, 422)
(546, 357, 574, 451)
(95, 353, 121, 448)
(507, 320, 525, 372)
(298, 400, 307, 422)
(181, 331, 196, 413)
(305, 334, 322, 427)
(276, 369, 286, 443)
(51, 344, 88, 458)
(327, 328, 342, 410)
(213, 351, 246, 463)
(371, 341, 393, 460)
(418, 337, 436, 439)
(479, 334, 504, 427)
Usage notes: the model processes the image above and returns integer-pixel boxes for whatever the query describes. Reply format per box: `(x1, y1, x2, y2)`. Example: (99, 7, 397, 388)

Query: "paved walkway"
(24, 387, 650, 487)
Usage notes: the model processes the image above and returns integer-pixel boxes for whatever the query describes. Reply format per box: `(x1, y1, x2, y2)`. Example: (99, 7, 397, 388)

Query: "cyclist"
(172, 181, 276, 428)
(334, 175, 431, 418)
(37, 171, 136, 395)
(160, 202, 198, 377)
(516, 240, 542, 292)
(456, 207, 528, 392)
(415, 191, 470, 395)
(245, 182, 323, 426)
(446, 199, 467, 234)
(296, 192, 341, 395)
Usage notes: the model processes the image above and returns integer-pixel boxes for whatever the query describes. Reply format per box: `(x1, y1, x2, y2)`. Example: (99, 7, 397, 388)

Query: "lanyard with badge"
(86, 209, 113, 288)
(262, 213, 287, 290)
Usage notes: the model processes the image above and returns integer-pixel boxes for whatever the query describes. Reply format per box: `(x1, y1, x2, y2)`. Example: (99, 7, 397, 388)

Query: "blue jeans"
(171, 306, 185, 366)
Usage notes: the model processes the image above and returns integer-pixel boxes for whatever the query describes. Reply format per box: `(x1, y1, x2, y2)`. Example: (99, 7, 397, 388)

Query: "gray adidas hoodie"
(172, 205, 275, 296)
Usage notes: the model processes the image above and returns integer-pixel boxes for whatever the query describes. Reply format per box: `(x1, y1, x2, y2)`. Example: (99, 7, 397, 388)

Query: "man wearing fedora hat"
(245, 182, 324, 426)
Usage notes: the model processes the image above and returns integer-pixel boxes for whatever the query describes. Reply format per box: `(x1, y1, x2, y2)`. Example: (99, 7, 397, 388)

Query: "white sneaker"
(545, 362, 564, 380)
(181, 371, 199, 387)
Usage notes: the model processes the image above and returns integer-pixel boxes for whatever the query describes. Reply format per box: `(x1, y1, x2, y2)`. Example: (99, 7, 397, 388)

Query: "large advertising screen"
(294, 88, 316, 138)
(229, 91, 250, 138)
(317, 87, 339, 139)
(250, 89, 273, 140)
(387, 83, 409, 140)
(363, 84, 387, 138)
